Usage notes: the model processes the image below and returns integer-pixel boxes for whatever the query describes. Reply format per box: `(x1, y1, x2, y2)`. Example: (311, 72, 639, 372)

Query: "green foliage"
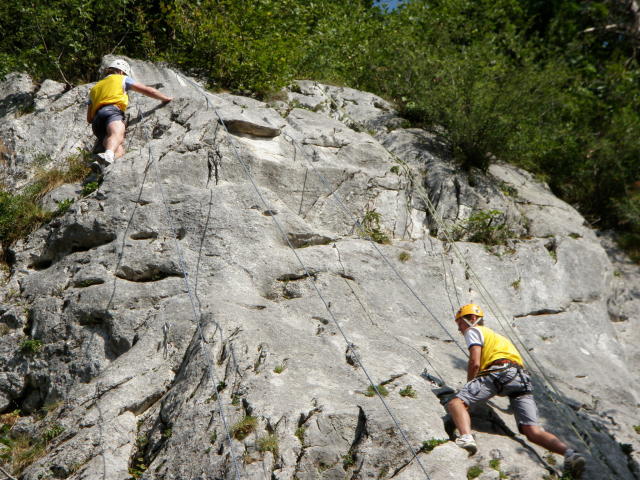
(634, 425, 640, 434)
(398, 251, 411, 262)
(1, 0, 640, 257)
(0, 415, 65, 476)
(489, 458, 501, 470)
(420, 438, 447, 453)
(56, 198, 73, 215)
(399, 385, 416, 398)
(359, 209, 391, 244)
(273, 364, 286, 374)
(129, 457, 147, 479)
(257, 434, 279, 456)
(42, 423, 64, 442)
(0, 190, 52, 256)
(0, 151, 93, 258)
(364, 384, 389, 397)
(231, 416, 257, 440)
(19, 338, 43, 354)
(342, 452, 356, 469)
(294, 426, 306, 444)
(467, 465, 483, 479)
(81, 182, 99, 196)
(0, 433, 45, 476)
(454, 209, 518, 246)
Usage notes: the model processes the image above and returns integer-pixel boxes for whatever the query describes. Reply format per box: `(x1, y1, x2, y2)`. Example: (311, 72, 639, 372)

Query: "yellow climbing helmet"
(455, 303, 484, 320)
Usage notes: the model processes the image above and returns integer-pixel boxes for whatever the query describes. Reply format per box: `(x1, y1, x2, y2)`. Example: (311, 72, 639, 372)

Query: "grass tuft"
(231, 416, 257, 440)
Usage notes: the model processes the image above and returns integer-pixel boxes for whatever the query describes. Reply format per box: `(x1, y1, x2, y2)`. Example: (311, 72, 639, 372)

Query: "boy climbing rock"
(447, 303, 586, 478)
(86, 58, 172, 169)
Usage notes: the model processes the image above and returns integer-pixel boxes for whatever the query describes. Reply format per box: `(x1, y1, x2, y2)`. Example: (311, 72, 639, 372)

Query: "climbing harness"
(476, 362, 533, 397)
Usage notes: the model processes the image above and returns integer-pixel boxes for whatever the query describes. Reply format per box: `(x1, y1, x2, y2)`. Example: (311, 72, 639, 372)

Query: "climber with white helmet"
(447, 303, 586, 478)
(86, 58, 172, 169)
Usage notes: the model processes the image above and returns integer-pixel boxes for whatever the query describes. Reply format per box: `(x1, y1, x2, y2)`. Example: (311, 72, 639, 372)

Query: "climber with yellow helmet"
(86, 58, 172, 171)
(447, 303, 586, 478)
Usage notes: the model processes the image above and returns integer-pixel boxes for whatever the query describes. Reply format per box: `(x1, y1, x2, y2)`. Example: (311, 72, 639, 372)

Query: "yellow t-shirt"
(89, 74, 130, 118)
(466, 325, 524, 371)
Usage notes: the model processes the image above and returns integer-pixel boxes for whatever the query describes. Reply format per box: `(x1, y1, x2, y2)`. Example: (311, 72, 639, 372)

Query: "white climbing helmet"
(107, 59, 132, 77)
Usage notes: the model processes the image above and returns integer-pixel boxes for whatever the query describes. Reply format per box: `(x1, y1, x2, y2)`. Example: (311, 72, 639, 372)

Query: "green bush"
(453, 209, 519, 246)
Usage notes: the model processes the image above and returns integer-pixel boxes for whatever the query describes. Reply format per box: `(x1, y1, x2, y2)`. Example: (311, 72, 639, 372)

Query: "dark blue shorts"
(92, 105, 125, 141)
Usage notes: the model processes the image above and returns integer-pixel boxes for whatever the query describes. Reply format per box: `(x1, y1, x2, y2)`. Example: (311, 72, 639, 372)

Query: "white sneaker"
(455, 434, 477, 455)
(96, 150, 114, 166)
(564, 451, 585, 478)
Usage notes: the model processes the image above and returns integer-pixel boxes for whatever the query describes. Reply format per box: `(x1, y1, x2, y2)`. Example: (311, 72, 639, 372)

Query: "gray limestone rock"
(0, 58, 637, 480)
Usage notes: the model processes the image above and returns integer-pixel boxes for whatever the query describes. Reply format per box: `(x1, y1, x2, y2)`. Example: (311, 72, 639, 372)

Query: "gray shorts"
(455, 366, 539, 427)
(92, 105, 125, 141)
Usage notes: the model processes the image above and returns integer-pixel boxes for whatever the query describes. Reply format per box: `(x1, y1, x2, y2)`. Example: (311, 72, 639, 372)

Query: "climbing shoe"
(563, 450, 585, 478)
(96, 150, 114, 165)
(454, 434, 477, 455)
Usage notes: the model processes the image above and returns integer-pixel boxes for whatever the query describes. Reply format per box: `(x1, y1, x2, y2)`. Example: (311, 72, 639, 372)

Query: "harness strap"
(476, 363, 533, 397)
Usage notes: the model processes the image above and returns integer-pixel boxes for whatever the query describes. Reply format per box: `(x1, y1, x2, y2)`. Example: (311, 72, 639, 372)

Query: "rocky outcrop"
(0, 57, 638, 479)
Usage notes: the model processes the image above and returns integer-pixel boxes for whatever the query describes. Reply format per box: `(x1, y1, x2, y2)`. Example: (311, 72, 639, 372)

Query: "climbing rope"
(175, 72, 434, 480)
(282, 131, 468, 357)
(149, 150, 243, 480)
(130, 103, 244, 479)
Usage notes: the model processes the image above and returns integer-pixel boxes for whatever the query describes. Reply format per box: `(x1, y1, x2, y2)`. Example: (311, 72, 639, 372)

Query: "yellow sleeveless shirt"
(475, 326, 524, 371)
(89, 74, 129, 118)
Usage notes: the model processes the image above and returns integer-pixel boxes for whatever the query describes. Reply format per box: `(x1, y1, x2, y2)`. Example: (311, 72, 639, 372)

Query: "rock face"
(0, 57, 638, 480)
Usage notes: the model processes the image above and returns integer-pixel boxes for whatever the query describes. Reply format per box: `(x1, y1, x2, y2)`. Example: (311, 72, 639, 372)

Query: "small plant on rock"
(294, 426, 306, 444)
(128, 457, 147, 479)
(273, 364, 286, 374)
(42, 423, 65, 443)
(257, 434, 279, 456)
(19, 338, 43, 354)
(364, 384, 389, 397)
(342, 452, 356, 469)
(55, 198, 73, 215)
(399, 385, 417, 398)
(634, 425, 640, 434)
(398, 251, 411, 262)
(231, 416, 257, 440)
(81, 181, 99, 196)
(420, 438, 447, 453)
(359, 209, 391, 244)
(467, 465, 483, 479)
